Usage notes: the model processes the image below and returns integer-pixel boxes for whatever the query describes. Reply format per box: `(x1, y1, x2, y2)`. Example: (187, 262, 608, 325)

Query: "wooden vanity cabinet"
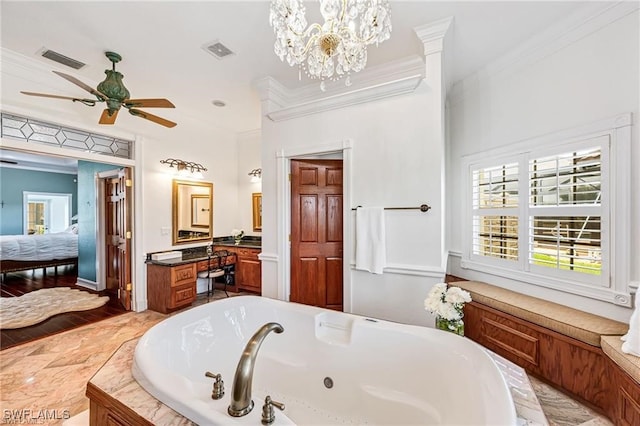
(214, 246, 261, 294)
(146, 263, 197, 314)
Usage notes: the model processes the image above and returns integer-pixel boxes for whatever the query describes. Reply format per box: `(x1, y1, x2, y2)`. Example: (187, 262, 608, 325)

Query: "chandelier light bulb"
(269, 0, 392, 88)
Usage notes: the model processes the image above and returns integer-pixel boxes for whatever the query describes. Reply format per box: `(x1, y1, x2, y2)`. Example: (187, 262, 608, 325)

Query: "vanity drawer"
(236, 248, 260, 258)
(170, 263, 196, 287)
(170, 283, 196, 308)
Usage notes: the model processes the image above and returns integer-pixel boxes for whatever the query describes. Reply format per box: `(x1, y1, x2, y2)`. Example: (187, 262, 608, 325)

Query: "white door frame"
(275, 139, 353, 313)
(96, 169, 122, 292)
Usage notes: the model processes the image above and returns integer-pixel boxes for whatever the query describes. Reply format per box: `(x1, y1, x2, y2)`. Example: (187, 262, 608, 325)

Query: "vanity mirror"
(172, 179, 213, 245)
(252, 192, 262, 232)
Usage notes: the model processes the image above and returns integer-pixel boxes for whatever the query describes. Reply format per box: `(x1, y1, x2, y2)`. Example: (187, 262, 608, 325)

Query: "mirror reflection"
(172, 179, 213, 245)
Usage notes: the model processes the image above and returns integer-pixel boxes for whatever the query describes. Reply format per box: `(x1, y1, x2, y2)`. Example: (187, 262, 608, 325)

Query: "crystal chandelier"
(269, 0, 392, 90)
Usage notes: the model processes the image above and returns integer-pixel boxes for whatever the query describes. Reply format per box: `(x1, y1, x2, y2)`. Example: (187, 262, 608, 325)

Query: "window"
(23, 192, 73, 234)
(463, 114, 632, 306)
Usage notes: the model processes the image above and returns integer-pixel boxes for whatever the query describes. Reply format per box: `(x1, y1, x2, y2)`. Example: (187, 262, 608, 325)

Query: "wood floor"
(0, 266, 127, 350)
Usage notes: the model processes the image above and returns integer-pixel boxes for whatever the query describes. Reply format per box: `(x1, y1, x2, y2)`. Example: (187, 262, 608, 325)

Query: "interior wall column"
(414, 17, 453, 272)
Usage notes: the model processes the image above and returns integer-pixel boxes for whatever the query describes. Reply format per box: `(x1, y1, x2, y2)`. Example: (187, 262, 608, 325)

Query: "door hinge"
(288, 234, 291, 242)
(126, 231, 132, 239)
(125, 179, 132, 187)
(288, 173, 291, 181)
(126, 283, 132, 291)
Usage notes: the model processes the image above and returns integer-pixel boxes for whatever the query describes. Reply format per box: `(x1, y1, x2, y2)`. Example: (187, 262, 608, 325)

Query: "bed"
(0, 227, 78, 278)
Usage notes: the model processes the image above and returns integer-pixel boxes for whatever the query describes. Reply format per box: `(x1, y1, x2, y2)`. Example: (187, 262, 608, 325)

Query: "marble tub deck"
(1, 294, 613, 426)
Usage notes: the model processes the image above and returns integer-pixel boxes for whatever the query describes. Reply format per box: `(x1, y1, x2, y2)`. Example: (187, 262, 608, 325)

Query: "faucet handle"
(261, 395, 285, 425)
(205, 372, 225, 400)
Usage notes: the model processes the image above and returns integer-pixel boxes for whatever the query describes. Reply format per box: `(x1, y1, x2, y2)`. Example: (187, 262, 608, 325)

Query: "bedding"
(0, 232, 78, 261)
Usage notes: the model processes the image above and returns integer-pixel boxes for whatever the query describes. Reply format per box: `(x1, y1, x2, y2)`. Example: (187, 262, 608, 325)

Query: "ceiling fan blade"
(52, 70, 109, 100)
(99, 108, 119, 125)
(21, 91, 98, 106)
(123, 98, 175, 108)
(128, 108, 176, 128)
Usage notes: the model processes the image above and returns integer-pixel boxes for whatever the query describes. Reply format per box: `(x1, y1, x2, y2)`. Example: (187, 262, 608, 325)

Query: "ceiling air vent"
(203, 41, 235, 59)
(41, 49, 86, 70)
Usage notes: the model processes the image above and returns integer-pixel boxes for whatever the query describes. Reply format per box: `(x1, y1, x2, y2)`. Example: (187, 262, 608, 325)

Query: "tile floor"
(0, 292, 615, 426)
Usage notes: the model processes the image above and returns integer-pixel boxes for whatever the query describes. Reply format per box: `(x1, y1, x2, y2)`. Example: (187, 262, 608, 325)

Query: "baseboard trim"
(76, 278, 97, 291)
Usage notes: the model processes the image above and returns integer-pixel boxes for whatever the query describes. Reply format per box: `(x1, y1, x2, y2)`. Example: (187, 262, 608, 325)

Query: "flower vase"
(435, 316, 465, 336)
(234, 237, 242, 245)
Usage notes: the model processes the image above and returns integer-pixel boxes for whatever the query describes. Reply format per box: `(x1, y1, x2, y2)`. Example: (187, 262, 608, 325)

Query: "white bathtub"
(133, 296, 517, 425)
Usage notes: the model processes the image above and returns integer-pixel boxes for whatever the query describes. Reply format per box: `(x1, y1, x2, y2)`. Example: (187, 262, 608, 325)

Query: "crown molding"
(255, 55, 425, 121)
(266, 74, 423, 122)
(292, 55, 425, 104)
(414, 16, 454, 56)
(449, 2, 639, 103)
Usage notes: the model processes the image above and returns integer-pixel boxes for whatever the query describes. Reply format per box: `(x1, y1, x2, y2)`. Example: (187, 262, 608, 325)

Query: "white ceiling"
(1, 1, 592, 136)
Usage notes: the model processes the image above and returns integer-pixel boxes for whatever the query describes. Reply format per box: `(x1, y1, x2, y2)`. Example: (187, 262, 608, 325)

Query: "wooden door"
(290, 159, 343, 311)
(105, 168, 132, 310)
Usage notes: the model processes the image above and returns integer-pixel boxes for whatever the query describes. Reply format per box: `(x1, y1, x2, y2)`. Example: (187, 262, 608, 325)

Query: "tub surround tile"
(485, 350, 548, 425)
(528, 376, 613, 426)
(88, 339, 193, 425)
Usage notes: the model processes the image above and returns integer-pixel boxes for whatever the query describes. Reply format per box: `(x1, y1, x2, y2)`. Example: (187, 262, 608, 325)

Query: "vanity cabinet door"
(147, 263, 197, 313)
(216, 246, 261, 294)
(237, 256, 261, 293)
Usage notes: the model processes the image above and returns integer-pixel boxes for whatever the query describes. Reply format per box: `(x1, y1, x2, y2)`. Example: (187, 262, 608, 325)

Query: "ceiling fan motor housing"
(97, 70, 130, 102)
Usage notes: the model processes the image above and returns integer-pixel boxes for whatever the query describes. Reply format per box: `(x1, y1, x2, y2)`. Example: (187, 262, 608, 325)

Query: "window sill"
(459, 258, 632, 307)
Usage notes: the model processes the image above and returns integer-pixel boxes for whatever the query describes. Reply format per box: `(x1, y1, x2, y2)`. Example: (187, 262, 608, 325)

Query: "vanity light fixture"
(248, 168, 262, 182)
(160, 158, 207, 178)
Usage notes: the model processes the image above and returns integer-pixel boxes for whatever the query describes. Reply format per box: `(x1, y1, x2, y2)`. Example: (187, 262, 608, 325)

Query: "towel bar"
(351, 204, 431, 212)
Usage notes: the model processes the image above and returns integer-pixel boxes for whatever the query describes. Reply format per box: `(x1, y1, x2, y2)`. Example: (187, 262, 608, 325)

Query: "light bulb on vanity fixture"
(248, 168, 262, 183)
(160, 158, 207, 179)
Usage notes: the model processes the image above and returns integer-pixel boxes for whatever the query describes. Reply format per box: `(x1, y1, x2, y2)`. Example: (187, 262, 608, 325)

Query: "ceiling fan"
(21, 51, 177, 128)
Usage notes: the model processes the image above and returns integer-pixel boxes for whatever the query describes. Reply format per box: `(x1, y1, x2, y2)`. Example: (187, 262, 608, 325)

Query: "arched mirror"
(172, 179, 213, 245)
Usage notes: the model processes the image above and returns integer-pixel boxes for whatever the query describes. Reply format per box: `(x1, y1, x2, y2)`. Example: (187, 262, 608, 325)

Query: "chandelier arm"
(338, 0, 348, 27)
(337, 26, 378, 45)
(287, 22, 323, 39)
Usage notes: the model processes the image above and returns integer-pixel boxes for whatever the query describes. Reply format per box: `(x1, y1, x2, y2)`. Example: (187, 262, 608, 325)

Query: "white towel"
(621, 294, 640, 357)
(355, 207, 386, 274)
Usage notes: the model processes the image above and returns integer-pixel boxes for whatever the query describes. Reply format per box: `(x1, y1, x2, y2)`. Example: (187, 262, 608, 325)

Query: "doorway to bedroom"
(0, 149, 130, 350)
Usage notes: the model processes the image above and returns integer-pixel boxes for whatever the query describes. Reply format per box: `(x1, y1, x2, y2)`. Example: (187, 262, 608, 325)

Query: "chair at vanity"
(197, 249, 230, 298)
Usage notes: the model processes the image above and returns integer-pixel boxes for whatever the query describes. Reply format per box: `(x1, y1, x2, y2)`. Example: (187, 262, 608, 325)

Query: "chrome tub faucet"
(228, 322, 284, 417)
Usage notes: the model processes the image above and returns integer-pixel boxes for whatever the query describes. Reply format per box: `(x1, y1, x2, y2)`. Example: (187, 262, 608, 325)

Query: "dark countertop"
(147, 240, 261, 267)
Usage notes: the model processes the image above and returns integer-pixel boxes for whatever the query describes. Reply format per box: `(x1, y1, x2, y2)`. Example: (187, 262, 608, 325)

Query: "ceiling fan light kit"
(21, 51, 177, 128)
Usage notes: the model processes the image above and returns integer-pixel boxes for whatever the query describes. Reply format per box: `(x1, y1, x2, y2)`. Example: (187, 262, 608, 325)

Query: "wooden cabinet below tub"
(146, 263, 197, 314)
(214, 245, 261, 294)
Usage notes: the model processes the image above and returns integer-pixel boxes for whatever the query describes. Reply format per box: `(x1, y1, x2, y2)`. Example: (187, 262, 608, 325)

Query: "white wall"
(447, 10, 639, 322)
(237, 129, 262, 237)
(139, 119, 239, 253)
(260, 82, 447, 327)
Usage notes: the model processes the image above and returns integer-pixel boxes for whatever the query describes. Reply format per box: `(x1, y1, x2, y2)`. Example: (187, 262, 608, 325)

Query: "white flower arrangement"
(424, 283, 472, 321)
(231, 229, 245, 239)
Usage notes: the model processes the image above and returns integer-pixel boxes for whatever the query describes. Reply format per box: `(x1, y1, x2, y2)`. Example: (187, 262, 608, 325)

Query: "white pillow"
(65, 224, 79, 234)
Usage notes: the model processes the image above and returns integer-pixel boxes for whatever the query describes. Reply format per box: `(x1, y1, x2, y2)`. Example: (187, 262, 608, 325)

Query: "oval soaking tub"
(133, 296, 516, 425)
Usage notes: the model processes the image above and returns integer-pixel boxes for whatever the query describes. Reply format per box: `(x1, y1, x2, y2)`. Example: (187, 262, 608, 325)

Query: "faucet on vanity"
(228, 322, 284, 417)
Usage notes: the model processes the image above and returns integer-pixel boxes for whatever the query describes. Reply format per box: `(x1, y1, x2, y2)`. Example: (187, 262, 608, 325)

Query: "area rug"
(0, 287, 110, 329)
